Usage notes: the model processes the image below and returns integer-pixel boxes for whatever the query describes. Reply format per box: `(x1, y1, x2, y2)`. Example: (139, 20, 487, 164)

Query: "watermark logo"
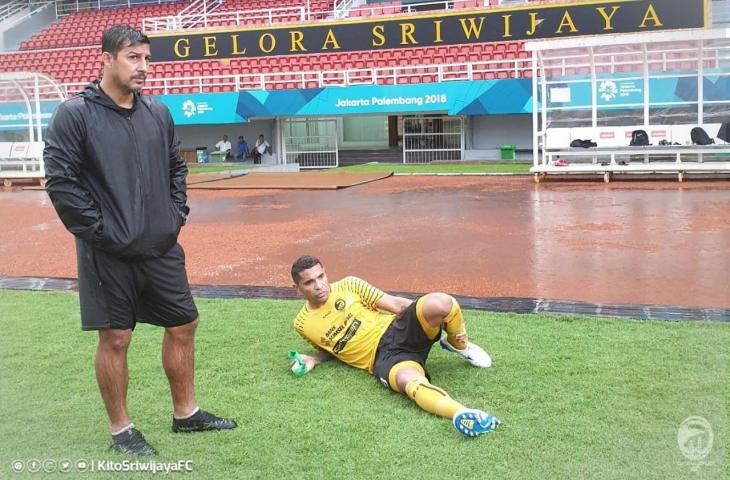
(27, 459, 41, 473)
(76, 458, 90, 473)
(42, 459, 57, 473)
(58, 459, 73, 473)
(678, 416, 713, 467)
(11, 458, 193, 474)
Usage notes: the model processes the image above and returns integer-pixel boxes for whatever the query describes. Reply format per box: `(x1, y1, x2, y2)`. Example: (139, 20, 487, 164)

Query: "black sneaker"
(172, 409, 237, 433)
(110, 428, 157, 456)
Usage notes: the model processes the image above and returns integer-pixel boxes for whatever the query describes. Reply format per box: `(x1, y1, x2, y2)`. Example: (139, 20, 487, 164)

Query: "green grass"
(331, 162, 532, 174)
(0, 291, 726, 479)
(186, 163, 532, 175)
(187, 164, 261, 175)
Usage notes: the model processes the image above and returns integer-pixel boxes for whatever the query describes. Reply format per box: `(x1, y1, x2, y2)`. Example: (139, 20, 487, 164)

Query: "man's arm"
(44, 102, 104, 244)
(167, 112, 189, 225)
(376, 293, 414, 315)
(295, 350, 334, 374)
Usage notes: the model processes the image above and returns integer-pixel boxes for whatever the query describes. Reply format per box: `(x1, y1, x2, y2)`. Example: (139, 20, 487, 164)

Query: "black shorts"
(76, 239, 198, 331)
(372, 298, 439, 391)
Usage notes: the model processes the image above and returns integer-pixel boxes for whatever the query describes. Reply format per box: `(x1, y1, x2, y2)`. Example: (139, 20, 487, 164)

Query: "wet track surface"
(1, 176, 728, 310)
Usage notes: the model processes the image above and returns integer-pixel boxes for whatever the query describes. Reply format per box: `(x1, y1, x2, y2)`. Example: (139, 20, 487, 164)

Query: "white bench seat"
(531, 161, 730, 183)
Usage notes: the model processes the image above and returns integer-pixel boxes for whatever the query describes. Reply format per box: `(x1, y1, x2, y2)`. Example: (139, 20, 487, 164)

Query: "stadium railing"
(20, 1, 189, 49)
(54, 0, 190, 16)
(54, 53, 531, 95)
(142, 0, 502, 31)
(1, 1, 29, 23)
(142, 5, 307, 31)
(2, 34, 528, 89)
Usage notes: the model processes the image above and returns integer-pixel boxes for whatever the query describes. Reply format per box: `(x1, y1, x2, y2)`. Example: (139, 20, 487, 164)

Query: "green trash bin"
(195, 146, 208, 164)
(500, 144, 516, 160)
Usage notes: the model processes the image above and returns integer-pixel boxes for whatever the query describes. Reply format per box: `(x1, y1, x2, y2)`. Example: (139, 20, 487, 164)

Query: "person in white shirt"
(252, 134, 271, 164)
(214, 135, 232, 159)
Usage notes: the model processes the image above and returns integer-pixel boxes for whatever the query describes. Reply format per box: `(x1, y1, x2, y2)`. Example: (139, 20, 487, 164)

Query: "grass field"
(331, 163, 532, 174)
(186, 163, 532, 175)
(187, 165, 260, 175)
(0, 291, 726, 479)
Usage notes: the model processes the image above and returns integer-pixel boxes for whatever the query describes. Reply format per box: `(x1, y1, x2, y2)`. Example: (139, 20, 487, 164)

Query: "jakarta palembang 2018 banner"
(159, 79, 534, 125)
(148, 0, 706, 62)
(0, 101, 60, 130)
(156, 71, 729, 126)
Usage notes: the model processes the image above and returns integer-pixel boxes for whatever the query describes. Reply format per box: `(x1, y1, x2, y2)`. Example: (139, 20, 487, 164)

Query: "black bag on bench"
(570, 139, 597, 148)
(629, 129, 650, 146)
(691, 127, 715, 145)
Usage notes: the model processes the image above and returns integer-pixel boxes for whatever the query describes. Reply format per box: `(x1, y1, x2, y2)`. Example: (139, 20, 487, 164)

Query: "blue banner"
(0, 101, 60, 130)
(162, 93, 245, 125)
(158, 79, 533, 124)
(548, 72, 730, 110)
(139, 71, 730, 126)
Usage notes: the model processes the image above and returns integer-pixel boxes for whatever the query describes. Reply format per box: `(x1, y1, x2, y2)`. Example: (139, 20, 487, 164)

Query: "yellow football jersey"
(293, 276, 395, 373)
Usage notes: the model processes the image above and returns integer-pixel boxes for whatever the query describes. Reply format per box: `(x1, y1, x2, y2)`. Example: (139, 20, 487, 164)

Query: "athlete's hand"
(300, 355, 316, 373)
(289, 354, 316, 373)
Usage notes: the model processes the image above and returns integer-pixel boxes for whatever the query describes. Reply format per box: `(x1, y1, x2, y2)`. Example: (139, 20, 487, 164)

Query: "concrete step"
(338, 149, 402, 165)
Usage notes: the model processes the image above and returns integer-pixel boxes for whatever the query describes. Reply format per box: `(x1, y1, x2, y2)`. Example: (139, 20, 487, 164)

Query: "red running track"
(1, 176, 728, 309)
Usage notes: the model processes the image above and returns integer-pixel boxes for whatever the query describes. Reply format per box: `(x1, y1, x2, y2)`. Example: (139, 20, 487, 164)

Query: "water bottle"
(288, 351, 307, 377)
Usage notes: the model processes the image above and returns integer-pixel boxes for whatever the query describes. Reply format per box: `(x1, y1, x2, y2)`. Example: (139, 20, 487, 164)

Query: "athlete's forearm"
(388, 296, 413, 313)
(312, 350, 334, 366)
(377, 294, 414, 314)
(300, 350, 333, 373)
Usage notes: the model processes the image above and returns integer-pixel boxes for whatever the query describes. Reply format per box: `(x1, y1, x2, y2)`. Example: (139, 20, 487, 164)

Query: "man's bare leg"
(98, 329, 157, 455)
(96, 329, 133, 432)
(163, 318, 238, 433)
(162, 318, 199, 418)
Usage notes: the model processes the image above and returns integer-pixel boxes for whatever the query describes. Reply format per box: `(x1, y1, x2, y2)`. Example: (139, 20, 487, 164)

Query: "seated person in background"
(235, 136, 249, 161)
(251, 134, 271, 164)
(289, 255, 500, 438)
(215, 134, 232, 160)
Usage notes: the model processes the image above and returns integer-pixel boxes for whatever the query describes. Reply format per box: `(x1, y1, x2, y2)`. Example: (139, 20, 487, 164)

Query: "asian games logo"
(598, 80, 618, 102)
(182, 100, 197, 118)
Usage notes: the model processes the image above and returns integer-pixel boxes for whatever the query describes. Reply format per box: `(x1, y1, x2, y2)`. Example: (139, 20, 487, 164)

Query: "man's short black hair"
(291, 255, 322, 283)
(102, 25, 150, 57)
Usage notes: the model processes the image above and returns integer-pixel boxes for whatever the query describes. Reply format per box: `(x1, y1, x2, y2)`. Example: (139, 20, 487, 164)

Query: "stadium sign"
(0, 101, 60, 130)
(149, 0, 707, 62)
(158, 79, 534, 124)
(152, 70, 730, 125)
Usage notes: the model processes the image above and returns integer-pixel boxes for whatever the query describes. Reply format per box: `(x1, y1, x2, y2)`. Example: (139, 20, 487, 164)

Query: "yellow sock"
(404, 377, 465, 419)
(443, 297, 467, 350)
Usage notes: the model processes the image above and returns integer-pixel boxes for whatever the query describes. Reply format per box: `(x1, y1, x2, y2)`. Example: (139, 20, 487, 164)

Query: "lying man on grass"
(290, 255, 500, 437)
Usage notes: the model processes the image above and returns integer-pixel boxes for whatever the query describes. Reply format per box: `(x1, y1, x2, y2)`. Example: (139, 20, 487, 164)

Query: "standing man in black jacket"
(44, 25, 236, 456)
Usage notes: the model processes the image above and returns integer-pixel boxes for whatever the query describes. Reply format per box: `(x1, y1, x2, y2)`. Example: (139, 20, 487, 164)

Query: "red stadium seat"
(19, 1, 188, 50)
(3, 0, 529, 91)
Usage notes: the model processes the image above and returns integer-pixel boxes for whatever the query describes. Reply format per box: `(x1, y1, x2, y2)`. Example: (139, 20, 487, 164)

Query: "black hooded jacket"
(44, 81, 189, 260)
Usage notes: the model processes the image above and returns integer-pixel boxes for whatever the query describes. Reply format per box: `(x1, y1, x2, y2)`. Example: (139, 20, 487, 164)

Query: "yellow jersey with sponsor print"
(293, 276, 394, 373)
